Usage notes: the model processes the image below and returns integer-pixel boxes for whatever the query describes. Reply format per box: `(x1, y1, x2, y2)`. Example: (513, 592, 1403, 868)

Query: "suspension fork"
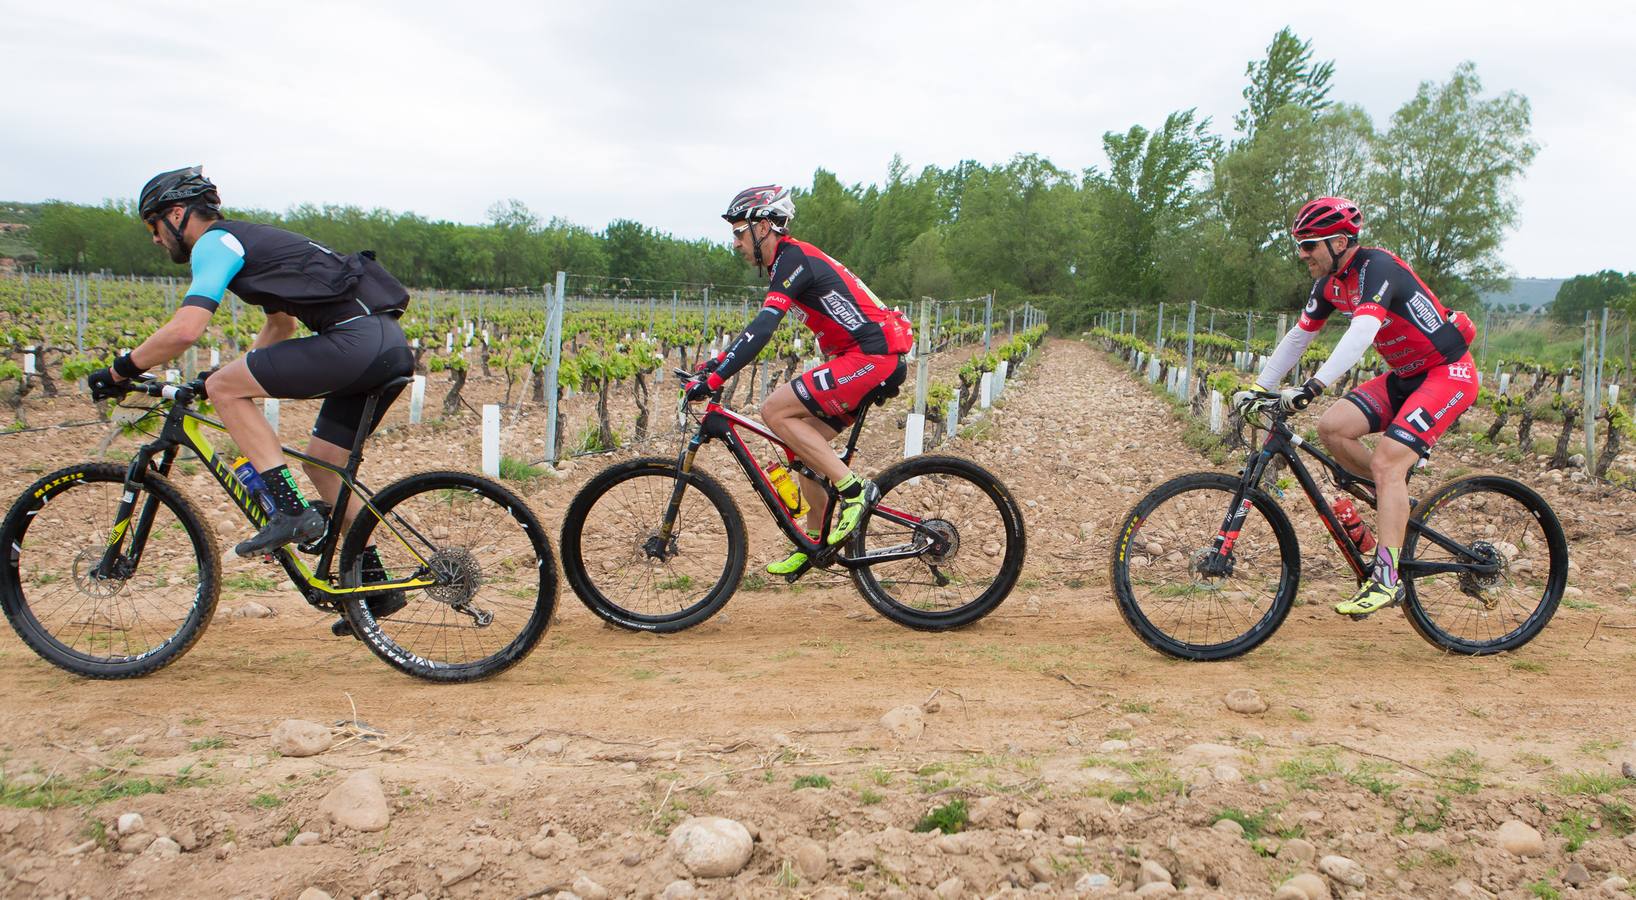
(1210, 450, 1277, 560)
(657, 429, 708, 545)
(95, 445, 177, 578)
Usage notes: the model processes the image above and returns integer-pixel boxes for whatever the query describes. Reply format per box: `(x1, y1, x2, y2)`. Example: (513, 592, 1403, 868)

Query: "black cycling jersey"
(183, 220, 409, 333)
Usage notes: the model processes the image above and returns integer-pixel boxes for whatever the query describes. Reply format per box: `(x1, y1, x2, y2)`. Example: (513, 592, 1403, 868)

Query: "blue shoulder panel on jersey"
(183, 229, 246, 308)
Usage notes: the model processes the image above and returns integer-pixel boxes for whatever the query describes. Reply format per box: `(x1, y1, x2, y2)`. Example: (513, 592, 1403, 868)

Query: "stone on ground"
(1494, 819, 1543, 857)
(271, 719, 333, 757)
(1318, 854, 1366, 888)
(879, 705, 925, 740)
(667, 816, 754, 877)
(1224, 688, 1268, 714)
(1272, 872, 1330, 900)
(318, 769, 391, 832)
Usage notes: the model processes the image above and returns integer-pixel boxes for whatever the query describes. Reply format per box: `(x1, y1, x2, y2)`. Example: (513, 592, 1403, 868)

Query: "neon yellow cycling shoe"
(1335, 578, 1403, 618)
(828, 479, 879, 546)
(767, 534, 817, 575)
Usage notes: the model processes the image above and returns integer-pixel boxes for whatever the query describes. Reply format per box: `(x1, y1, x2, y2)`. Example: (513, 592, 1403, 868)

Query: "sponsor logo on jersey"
(1432, 389, 1467, 421)
(794, 380, 812, 401)
(1404, 406, 1432, 431)
(1405, 291, 1444, 334)
(1304, 297, 1319, 315)
(780, 264, 805, 290)
(787, 305, 808, 325)
(819, 290, 867, 331)
(1390, 426, 1421, 444)
(837, 362, 876, 385)
(812, 368, 834, 391)
(1448, 363, 1474, 382)
(1378, 334, 1407, 348)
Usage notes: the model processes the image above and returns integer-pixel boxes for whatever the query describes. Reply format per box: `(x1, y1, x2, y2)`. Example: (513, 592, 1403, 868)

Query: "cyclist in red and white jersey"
(1238, 196, 1479, 617)
(685, 185, 914, 574)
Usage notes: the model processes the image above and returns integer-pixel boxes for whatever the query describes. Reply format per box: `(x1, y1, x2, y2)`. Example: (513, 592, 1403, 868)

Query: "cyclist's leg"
(298, 316, 415, 532)
(762, 383, 841, 569)
(1373, 357, 1477, 551)
(766, 355, 896, 544)
(205, 359, 282, 473)
(1339, 358, 1477, 615)
(208, 357, 327, 553)
(1319, 372, 1390, 478)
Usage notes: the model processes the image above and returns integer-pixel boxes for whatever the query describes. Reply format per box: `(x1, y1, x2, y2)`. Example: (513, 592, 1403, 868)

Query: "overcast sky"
(3, 0, 1631, 279)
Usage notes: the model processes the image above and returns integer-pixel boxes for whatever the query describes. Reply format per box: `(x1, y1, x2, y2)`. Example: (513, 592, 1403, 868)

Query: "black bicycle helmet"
(138, 166, 220, 220)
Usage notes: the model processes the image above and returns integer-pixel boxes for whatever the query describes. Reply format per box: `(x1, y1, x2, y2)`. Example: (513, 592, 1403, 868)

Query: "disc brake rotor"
(72, 547, 127, 600)
(1457, 540, 1505, 605)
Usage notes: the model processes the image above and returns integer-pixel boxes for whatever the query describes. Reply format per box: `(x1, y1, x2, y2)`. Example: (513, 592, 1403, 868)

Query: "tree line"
(12, 29, 1540, 331)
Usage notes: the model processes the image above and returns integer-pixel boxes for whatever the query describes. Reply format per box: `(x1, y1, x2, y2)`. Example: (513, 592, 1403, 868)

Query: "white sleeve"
(1255, 326, 1319, 388)
(1314, 315, 1384, 387)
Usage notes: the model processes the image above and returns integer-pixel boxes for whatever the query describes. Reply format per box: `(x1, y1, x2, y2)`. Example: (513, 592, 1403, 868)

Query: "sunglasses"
(1295, 236, 1336, 253)
(731, 223, 752, 241)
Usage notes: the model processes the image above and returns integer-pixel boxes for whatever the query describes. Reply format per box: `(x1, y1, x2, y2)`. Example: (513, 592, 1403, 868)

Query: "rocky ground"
(1, 338, 1634, 900)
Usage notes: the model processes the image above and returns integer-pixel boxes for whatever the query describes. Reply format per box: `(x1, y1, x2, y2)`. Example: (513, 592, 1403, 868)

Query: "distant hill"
(1479, 278, 1562, 311)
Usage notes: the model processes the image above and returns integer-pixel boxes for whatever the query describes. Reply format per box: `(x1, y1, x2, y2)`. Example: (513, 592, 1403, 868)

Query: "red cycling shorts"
(791, 353, 906, 430)
(1344, 354, 1479, 456)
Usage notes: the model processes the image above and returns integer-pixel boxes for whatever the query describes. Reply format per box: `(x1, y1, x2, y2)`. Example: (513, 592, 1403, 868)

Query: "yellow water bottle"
(765, 462, 809, 517)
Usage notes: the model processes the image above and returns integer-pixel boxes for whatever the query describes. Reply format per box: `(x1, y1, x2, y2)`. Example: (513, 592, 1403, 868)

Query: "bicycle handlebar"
(122, 376, 208, 404)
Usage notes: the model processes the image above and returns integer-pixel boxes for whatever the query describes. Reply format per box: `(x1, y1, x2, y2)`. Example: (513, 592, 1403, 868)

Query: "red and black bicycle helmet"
(1290, 196, 1362, 240)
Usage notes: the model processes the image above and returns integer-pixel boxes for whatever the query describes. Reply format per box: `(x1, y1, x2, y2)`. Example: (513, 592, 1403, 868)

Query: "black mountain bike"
(1110, 390, 1568, 660)
(0, 376, 556, 681)
(559, 369, 1026, 633)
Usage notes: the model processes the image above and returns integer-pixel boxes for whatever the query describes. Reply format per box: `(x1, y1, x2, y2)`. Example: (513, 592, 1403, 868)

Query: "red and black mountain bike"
(1110, 390, 1568, 660)
(559, 370, 1025, 633)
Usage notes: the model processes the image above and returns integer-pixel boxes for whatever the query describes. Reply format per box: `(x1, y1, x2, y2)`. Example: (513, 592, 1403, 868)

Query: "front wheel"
(849, 455, 1026, 630)
(559, 457, 747, 633)
(0, 463, 220, 678)
(1110, 472, 1300, 661)
(338, 471, 556, 682)
(1400, 475, 1569, 655)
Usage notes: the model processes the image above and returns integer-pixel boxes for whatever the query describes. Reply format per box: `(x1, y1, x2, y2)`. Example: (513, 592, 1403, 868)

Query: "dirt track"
(2, 339, 1635, 899)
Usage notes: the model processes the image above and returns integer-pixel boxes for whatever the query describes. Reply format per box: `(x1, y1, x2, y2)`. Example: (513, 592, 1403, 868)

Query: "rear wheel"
(849, 455, 1024, 630)
(560, 457, 747, 633)
(0, 463, 220, 678)
(339, 471, 555, 682)
(1110, 472, 1300, 661)
(1400, 475, 1568, 655)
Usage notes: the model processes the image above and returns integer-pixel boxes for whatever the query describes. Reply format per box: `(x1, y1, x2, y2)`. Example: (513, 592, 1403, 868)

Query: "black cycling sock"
(262, 465, 310, 515)
(836, 473, 863, 499)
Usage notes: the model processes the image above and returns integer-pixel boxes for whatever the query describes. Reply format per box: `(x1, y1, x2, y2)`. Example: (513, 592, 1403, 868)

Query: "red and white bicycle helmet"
(722, 184, 795, 230)
(1290, 196, 1362, 240)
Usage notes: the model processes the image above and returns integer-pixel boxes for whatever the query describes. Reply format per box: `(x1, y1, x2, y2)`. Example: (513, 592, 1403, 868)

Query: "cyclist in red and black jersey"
(685, 185, 914, 574)
(1239, 196, 1479, 617)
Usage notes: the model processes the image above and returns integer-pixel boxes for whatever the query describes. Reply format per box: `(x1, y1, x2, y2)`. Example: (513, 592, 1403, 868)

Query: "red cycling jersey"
(1298, 247, 1468, 378)
(765, 236, 914, 357)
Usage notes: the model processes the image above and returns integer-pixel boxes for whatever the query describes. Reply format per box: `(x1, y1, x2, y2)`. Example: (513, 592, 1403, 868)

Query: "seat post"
(347, 394, 381, 470)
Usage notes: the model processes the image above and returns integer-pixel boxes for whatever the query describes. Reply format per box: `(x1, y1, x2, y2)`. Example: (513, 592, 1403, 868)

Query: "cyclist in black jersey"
(87, 167, 415, 627)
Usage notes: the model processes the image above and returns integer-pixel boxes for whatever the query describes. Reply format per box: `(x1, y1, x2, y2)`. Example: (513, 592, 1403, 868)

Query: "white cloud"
(2, 0, 1631, 277)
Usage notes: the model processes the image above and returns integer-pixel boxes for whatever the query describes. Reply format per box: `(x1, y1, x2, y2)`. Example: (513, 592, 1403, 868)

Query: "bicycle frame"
(94, 382, 437, 605)
(665, 396, 934, 569)
(1216, 414, 1502, 583)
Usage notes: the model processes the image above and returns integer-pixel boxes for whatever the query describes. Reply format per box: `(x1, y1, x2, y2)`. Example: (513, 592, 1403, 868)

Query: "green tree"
(1367, 62, 1538, 308)
(1235, 27, 1335, 139)
(1547, 271, 1635, 324)
(1082, 110, 1221, 303)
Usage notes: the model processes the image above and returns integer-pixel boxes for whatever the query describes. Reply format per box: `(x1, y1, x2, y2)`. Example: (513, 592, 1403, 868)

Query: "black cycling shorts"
(246, 314, 415, 447)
